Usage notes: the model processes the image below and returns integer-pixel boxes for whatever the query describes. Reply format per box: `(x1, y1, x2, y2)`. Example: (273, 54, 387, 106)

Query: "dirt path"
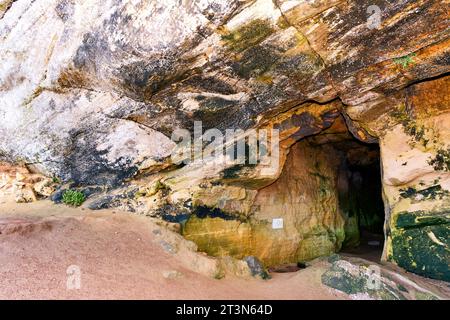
(0, 200, 347, 300)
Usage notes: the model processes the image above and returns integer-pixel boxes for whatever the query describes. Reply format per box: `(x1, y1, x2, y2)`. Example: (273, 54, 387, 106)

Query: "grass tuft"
(62, 189, 86, 207)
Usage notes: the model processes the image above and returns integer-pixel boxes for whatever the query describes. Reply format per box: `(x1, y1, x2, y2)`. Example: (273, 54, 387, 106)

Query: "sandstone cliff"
(0, 0, 449, 281)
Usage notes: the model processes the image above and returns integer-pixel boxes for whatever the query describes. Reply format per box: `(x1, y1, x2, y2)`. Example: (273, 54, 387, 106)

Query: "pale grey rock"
(1, 0, 448, 186)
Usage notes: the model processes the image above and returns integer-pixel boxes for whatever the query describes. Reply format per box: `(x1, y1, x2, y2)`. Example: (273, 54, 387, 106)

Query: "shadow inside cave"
(336, 142, 385, 263)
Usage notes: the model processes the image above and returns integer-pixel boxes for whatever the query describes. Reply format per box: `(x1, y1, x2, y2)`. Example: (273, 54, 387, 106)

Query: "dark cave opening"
(336, 141, 385, 262)
(302, 116, 386, 263)
(269, 122, 387, 273)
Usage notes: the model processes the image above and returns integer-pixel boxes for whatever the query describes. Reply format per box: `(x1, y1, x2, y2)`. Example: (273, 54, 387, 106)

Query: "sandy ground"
(0, 199, 349, 300)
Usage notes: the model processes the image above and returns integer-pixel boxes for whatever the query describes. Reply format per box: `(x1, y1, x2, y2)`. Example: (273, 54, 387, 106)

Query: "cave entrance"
(337, 142, 385, 262)
(306, 117, 385, 263)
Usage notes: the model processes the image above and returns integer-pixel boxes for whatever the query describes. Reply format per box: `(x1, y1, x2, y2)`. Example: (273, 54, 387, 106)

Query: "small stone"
(152, 229, 162, 235)
(219, 256, 252, 278)
(14, 186, 37, 203)
(87, 196, 113, 210)
(162, 270, 183, 279)
(81, 186, 102, 197)
(50, 189, 65, 203)
(244, 256, 270, 279)
(33, 178, 55, 197)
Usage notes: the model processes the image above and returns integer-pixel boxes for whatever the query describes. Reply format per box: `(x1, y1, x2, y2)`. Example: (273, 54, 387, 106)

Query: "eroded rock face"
(351, 75, 450, 281)
(182, 139, 347, 266)
(321, 255, 445, 300)
(0, 0, 449, 280)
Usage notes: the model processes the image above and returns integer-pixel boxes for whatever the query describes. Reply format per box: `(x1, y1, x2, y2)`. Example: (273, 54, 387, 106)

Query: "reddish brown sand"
(0, 200, 347, 300)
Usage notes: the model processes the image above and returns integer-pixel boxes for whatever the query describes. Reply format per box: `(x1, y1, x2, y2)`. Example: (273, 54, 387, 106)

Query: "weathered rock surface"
(321, 255, 447, 300)
(0, 0, 449, 281)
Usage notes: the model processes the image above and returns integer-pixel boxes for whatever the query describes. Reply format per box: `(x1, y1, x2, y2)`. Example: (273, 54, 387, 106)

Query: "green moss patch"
(399, 185, 449, 201)
(428, 147, 450, 172)
(415, 291, 439, 300)
(391, 224, 449, 281)
(322, 266, 367, 295)
(343, 216, 360, 248)
(392, 211, 448, 278)
(395, 210, 450, 230)
(321, 261, 406, 300)
(391, 104, 429, 146)
(221, 19, 275, 53)
(195, 96, 236, 111)
(274, 53, 323, 79)
(231, 46, 280, 78)
(392, 210, 449, 281)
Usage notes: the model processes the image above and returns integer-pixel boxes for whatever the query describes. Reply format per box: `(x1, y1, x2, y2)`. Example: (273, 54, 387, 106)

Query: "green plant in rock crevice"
(62, 189, 86, 207)
(393, 53, 416, 69)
